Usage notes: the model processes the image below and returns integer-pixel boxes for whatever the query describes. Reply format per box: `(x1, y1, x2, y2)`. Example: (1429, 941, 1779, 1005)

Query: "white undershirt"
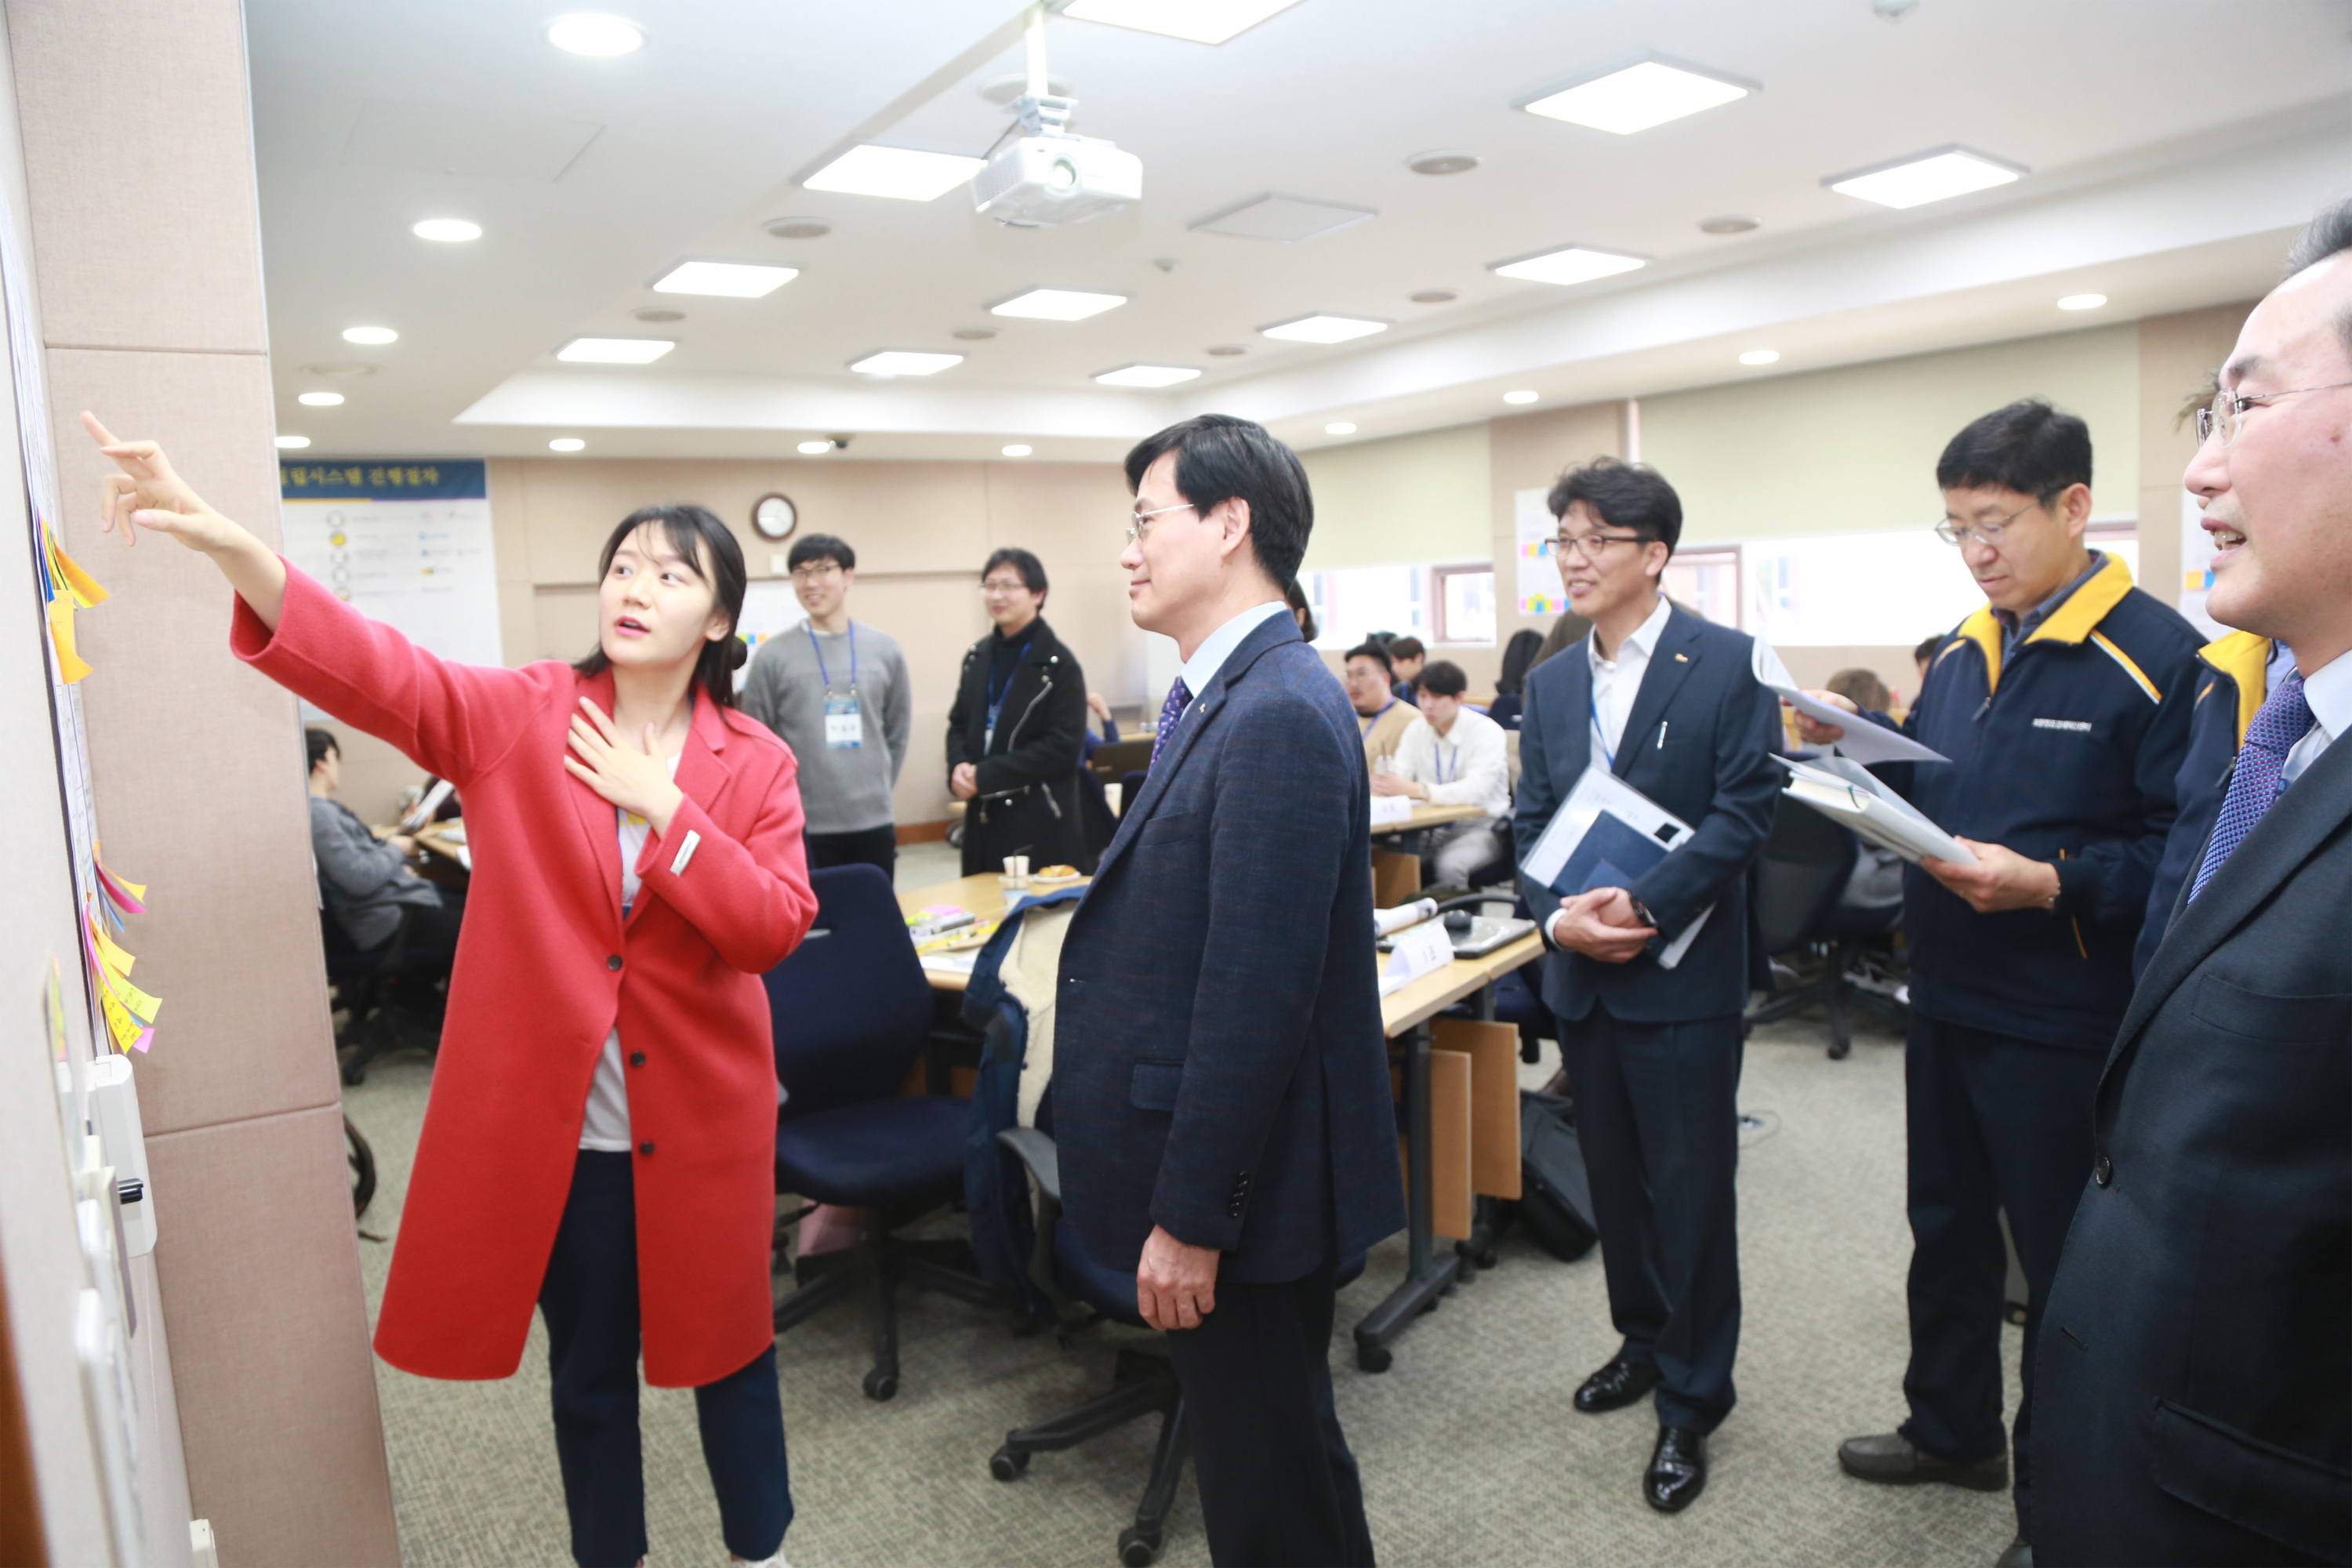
(2285, 645, 2350, 787)
(579, 755, 680, 1153)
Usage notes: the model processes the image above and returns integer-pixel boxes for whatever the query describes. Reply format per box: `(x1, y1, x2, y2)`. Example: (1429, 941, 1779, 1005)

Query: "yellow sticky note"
(97, 986, 140, 1054)
(45, 597, 90, 682)
(46, 529, 108, 608)
(105, 969, 160, 1025)
(88, 916, 133, 979)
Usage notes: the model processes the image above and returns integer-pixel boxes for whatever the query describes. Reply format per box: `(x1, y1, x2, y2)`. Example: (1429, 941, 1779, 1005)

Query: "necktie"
(2190, 670, 2314, 900)
(1150, 677, 1192, 768)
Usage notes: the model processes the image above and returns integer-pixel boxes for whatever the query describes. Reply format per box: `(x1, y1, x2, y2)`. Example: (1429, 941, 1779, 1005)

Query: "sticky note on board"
(97, 986, 143, 1054)
(45, 524, 107, 608)
(87, 915, 133, 978)
(45, 597, 91, 682)
(94, 861, 147, 912)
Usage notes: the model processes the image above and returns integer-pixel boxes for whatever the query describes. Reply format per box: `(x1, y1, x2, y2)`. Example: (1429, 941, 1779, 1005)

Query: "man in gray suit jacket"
(2034, 200, 2352, 1566)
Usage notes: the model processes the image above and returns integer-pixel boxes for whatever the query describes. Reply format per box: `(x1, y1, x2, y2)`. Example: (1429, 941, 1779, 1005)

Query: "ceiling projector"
(972, 94, 1142, 227)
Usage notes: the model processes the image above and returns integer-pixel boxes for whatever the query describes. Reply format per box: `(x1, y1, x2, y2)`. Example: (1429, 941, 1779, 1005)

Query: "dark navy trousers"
(539, 1151, 792, 1567)
(1558, 1007, 1745, 1435)
(1898, 1015, 2104, 1543)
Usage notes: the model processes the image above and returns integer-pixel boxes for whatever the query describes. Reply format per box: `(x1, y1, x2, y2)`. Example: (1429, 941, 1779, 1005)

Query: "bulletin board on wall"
(278, 459, 501, 673)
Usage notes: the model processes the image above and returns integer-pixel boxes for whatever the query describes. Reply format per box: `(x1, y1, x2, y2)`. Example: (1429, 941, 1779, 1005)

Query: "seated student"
(307, 727, 463, 969)
(1386, 636, 1427, 704)
(1080, 689, 1121, 759)
(1285, 579, 1317, 643)
(1826, 666, 1893, 714)
(1913, 633, 1944, 698)
(1374, 661, 1512, 888)
(1489, 628, 1545, 729)
(1344, 641, 1417, 766)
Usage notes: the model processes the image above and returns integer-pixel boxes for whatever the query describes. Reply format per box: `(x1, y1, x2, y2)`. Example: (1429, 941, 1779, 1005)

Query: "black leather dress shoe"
(1573, 1356, 1662, 1413)
(1645, 1425, 1708, 1512)
(1837, 1432, 2009, 1491)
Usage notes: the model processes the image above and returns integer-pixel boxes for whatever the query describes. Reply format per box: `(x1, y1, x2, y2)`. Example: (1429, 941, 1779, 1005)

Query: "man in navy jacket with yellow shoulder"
(1056, 415, 1403, 1567)
(1803, 400, 2201, 1568)
(1514, 458, 1783, 1515)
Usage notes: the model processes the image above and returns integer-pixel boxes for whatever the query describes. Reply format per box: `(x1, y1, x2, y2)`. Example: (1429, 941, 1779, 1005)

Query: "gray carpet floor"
(343, 849, 2022, 1568)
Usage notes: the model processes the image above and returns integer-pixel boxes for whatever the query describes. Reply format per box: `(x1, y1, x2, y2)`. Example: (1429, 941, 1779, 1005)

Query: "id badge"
(823, 688, 863, 750)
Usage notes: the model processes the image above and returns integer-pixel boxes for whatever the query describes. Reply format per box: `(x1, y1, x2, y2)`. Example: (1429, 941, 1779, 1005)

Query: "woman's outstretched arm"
(83, 411, 287, 629)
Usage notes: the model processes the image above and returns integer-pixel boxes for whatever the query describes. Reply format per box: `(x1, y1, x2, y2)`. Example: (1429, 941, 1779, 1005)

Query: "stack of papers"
(1751, 638, 1946, 766)
(1777, 755, 1977, 866)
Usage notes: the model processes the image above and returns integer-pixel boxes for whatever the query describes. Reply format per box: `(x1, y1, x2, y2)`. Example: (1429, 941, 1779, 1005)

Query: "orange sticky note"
(45, 597, 91, 682)
(45, 528, 108, 608)
(87, 914, 133, 979)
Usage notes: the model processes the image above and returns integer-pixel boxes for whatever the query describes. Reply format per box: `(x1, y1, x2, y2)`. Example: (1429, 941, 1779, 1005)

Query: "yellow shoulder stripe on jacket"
(1951, 606, 2003, 692)
(2199, 630, 2271, 747)
(2089, 632, 2161, 703)
(2026, 553, 2136, 648)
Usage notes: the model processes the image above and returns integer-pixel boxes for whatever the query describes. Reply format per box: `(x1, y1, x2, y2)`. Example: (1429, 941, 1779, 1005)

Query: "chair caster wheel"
(1475, 1247, 1500, 1269)
(1117, 1526, 1161, 1566)
(1828, 1037, 1851, 1060)
(989, 1446, 1028, 1482)
(862, 1368, 898, 1402)
(1356, 1342, 1393, 1374)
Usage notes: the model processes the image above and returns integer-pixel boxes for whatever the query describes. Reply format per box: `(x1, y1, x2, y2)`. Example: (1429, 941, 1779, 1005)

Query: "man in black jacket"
(1803, 402, 2201, 1568)
(946, 547, 1091, 876)
(2034, 198, 2352, 1568)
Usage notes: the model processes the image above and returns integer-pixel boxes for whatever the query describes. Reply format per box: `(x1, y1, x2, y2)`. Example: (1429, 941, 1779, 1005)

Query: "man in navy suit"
(1055, 414, 1406, 1566)
(2034, 199, 2352, 1567)
(1512, 458, 1783, 1514)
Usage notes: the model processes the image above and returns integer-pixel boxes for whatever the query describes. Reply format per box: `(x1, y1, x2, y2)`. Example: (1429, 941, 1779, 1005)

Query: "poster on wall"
(735, 577, 808, 685)
(1515, 488, 1564, 615)
(2177, 489, 2225, 638)
(279, 460, 501, 669)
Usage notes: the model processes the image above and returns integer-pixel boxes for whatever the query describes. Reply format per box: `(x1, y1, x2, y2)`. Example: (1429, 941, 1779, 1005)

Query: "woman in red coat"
(87, 415, 818, 1568)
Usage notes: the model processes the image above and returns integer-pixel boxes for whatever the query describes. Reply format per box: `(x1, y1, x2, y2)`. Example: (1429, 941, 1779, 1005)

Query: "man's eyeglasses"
(1934, 499, 2038, 548)
(1550, 531, 1643, 562)
(2195, 380, 2352, 445)
(979, 578, 1031, 597)
(789, 564, 841, 583)
(1125, 502, 1196, 545)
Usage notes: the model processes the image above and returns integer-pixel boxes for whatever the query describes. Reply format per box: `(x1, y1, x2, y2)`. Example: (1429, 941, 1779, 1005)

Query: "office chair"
(322, 906, 440, 1086)
(1742, 801, 1904, 1058)
(989, 1124, 1365, 1568)
(768, 864, 1000, 1400)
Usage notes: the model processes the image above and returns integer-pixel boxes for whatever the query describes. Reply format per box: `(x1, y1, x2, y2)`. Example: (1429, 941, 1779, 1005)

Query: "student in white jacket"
(1374, 659, 1512, 887)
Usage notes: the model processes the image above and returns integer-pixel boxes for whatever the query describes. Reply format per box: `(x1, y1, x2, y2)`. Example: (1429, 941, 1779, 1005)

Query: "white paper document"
(1750, 638, 1947, 765)
(1377, 917, 1455, 996)
(1777, 755, 1979, 866)
(1520, 764, 1711, 971)
(1368, 795, 1415, 826)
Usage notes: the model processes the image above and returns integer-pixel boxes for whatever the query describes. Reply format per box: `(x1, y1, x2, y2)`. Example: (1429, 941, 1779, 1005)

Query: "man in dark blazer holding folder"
(1056, 415, 1405, 1566)
(2034, 201, 2352, 1568)
(1513, 458, 1782, 1513)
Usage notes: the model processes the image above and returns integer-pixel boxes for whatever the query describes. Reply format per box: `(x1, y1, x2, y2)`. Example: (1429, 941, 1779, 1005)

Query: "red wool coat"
(236, 564, 816, 1387)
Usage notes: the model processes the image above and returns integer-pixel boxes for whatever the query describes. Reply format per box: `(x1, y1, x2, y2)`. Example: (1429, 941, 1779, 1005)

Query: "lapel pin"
(1674, 652, 1690, 662)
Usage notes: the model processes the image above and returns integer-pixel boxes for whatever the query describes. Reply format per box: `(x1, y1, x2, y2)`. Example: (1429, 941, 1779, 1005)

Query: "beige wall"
(11, 1, 398, 1563)
(2136, 302, 2256, 615)
(1298, 421, 1492, 572)
(348, 455, 1145, 831)
(1642, 323, 2143, 546)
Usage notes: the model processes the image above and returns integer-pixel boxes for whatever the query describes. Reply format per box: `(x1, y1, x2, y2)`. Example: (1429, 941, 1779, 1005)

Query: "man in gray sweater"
(742, 532, 913, 878)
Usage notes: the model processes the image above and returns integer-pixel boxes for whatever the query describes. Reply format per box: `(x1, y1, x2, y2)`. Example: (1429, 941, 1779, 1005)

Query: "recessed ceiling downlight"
(1325, 423, 1356, 435)
(557, 337, 674, 364)
(1490, 245, 1648, 287)
(1738, 349, 1780, 365)
(797, 441, 833, 455)
(546, 14, 644, 56)
(849, 350, 963, 377)
(805, 145, 986, 202)
(2057, 293, 2108, 311)
(275, 435, 310, 449)
(1503, 390, 1540, 405)
(297, 392, 344, 406)
(991, 288, 1129, 321)
(549, 438, 586, 452)
(763, 217, 833, 240)
(1001, 445, 1033, 457)
(1408, 289, 1458, 305)
(1094, 364, 1201, 388)
(412, 218, 481, 242)
(342, 326, 397, 345)
(652, 260, 799, 298)
(1697, 215, 1759, 235)
(1260, 314, 1388, 344)
(1406, 151, 1479, 176)
(1825, 145, 2025, 209)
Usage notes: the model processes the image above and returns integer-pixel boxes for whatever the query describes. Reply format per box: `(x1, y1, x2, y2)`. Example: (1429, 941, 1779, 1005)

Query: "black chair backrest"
(765, 865, 935, 1122)
(1753, 802, 1860, 955)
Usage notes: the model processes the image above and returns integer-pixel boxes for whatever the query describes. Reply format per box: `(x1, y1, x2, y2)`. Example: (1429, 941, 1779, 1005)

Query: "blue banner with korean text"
(278, 459, 485, 502)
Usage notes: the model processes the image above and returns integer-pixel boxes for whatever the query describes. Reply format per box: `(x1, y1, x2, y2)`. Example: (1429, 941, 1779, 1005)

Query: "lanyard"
(805, 622, 856, 692)
(1434, 731, 1457, 784)
(1589, 685, 1616, 771)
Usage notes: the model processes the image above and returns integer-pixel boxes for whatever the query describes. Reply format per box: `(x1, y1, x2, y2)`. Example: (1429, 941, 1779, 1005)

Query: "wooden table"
(1355, 930, 1541, 1372)
(899, 873, 1088, 993)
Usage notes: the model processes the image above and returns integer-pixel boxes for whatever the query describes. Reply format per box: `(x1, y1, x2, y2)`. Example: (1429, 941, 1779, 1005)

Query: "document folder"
(1520, 764, 1711, 970)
